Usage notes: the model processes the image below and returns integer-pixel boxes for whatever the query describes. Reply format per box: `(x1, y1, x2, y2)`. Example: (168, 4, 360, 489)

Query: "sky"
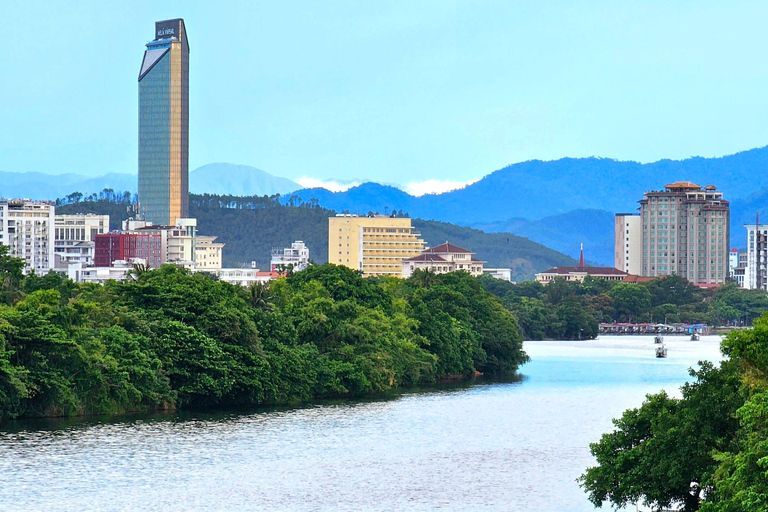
(2, 1, 768, 194)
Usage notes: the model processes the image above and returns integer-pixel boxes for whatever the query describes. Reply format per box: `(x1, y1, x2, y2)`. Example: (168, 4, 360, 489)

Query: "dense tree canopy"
(480, 274, 768, 340)
(0, 259, 526, 420)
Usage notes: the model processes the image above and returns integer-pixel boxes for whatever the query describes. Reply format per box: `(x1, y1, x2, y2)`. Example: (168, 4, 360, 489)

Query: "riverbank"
(0, 335, 722, 511)
(0, 264, 527, 421)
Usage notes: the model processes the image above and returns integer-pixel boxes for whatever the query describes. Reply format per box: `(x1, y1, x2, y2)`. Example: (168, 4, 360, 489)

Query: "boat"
(654, 335, 664, 344)
(691, 332, 700, 341)
(656, 345, 668, 358)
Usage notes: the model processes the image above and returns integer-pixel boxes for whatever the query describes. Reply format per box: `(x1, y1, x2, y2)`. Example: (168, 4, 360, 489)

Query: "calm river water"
(0, 335, 724, 512)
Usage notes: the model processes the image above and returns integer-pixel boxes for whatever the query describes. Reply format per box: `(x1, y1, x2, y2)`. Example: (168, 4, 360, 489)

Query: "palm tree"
(126, 262, 151, 281)
(248, 281, 274, 311)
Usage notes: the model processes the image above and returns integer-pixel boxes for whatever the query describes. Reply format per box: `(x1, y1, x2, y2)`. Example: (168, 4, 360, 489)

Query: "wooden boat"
(690, 333, 700, 341)
(654, 335, 664, 344)
(656, 345, 668, 358)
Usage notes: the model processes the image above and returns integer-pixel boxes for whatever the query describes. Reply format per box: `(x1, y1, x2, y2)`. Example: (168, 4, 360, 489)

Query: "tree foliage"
(580, 315, 768, 511)
(0, 258, 526, 421)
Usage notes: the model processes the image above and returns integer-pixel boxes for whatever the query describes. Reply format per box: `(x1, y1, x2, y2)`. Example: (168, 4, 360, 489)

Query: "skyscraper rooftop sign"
(155, 20, 179, 40)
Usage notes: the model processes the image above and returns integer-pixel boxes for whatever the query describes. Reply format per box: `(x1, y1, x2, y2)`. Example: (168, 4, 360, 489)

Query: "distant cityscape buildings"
(54, 214, 109, 269)
(744, 222, 767, 290)
(138, 18, 190, 226)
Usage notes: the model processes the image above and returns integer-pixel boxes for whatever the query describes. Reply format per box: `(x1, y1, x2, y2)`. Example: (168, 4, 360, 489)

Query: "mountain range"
(5, 146, 768, 265)
(0, 163, 301, 201)
(285, 146, 768, 263)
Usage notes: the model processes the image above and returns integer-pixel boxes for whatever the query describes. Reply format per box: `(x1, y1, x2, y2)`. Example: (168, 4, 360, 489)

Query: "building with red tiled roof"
(536, 245, 628, 284)
(402, 241, 485, 278)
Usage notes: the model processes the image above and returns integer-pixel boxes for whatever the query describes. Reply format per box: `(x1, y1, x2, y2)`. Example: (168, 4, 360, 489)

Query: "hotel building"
(639, 182, 729, 285)
(328, 215, 426, 277)
(138, 18, 190, 226)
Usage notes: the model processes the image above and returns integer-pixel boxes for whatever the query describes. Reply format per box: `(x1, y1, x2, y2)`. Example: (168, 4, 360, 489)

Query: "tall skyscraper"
(138, 19, 189, 226)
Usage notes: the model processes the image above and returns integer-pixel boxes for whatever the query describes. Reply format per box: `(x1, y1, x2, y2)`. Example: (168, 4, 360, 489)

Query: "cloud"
(403, 179, 478, 197)
(296, 177, 362, 192)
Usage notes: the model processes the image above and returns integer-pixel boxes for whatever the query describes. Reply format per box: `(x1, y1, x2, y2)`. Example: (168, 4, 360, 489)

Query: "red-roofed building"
(402, 241, 485, 278)
(536, 245, 628, 284)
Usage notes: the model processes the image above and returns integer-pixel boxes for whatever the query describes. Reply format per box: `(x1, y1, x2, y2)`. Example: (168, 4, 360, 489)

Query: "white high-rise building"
(0, 199, 55, 274)
(54, 214, 110, 269)
(744, 223, 768, 290)
(614, 213, 642, 275)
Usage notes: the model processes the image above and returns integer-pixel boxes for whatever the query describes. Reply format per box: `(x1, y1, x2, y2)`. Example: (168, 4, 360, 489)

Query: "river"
(0, 335, 724, 511)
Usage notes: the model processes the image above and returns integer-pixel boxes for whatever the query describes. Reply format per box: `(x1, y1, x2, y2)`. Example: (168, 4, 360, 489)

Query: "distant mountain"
(288, 146, 768, 224)
(190, 163, 300, 196)
(0, 163, 300, 201)
(470, 209, 617, 265)
(286, 146, 768, 265)
(0, 171, 136, 200)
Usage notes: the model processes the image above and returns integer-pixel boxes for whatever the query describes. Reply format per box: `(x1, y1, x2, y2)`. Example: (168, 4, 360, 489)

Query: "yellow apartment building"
(328, 215, 426, 277)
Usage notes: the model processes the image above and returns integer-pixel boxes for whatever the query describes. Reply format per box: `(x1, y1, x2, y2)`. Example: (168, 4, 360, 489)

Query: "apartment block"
(744, 223, 768, 290)
(195, 235, 224, 269)
(328, 215, 426, 277)
(0, 199, 55, 274)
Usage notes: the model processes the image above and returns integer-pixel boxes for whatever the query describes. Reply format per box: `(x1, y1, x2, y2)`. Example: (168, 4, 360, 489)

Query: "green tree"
(608, 283, 652, 322)
(580, 361, 742, 511)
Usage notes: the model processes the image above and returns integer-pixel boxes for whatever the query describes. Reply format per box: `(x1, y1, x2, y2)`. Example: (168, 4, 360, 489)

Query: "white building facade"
(0, 199, 55, 274)
(54, 214, 110, 270)
(271, 241, 310, 272)
(195, 236, 224, 269)
(402, 242, 485, 278)
(744, 223, 768, 290)
(614, 213, 642, 275)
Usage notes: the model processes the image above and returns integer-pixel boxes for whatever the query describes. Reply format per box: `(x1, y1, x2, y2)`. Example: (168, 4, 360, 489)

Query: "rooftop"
(539, 266, 628, 276)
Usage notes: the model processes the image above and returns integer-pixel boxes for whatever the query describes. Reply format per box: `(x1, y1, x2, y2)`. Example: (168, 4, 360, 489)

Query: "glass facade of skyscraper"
(138, 19, 189, 226)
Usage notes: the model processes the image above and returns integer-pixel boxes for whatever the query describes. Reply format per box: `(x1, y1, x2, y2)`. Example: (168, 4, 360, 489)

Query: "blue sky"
(2, 1, 768, 193)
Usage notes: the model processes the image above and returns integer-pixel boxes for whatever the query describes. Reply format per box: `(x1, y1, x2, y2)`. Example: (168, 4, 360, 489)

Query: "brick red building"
(94, 233, 163, 268)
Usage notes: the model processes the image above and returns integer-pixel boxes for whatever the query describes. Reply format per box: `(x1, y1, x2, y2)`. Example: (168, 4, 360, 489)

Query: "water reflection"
(1, 336, 723, 512)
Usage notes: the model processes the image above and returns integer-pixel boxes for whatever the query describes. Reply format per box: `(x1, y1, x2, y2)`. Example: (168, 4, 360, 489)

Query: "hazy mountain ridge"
(0, 164, 301, 200)
(190, 163, 300, 196)
(286, 146, 768, 263)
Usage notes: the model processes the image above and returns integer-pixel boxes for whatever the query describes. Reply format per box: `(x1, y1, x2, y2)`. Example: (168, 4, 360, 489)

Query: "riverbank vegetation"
(0, 251, 526, 420)
(480, 274, 768, 340)
(579, 315, 768, 511)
